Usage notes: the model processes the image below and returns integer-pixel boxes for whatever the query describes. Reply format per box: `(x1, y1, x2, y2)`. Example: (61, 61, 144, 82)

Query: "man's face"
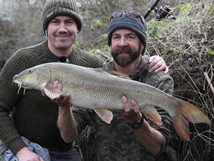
(47, 15, 79, 52)
(110, 29, 144, 67)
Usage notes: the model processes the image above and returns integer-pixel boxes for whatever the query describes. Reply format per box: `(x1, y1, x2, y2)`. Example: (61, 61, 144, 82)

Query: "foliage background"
(0, 0, 214, 161)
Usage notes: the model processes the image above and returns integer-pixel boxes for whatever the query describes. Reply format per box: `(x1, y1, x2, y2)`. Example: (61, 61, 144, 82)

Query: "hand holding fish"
(42, 81, 71, 108)
(148, 56, 169, 74)
(120, 96, 164, 155)
(45, 81, 79, 143)
(41, 81, 77, 143)
(52, 81, 71, 108)
(120, 96, 142, 123)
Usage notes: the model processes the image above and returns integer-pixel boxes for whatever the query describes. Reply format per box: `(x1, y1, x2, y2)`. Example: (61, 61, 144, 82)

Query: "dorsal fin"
(94, 68, 131, 80)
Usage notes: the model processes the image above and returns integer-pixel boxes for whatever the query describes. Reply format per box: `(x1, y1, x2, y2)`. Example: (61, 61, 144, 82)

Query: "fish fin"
(140, 106, 162, 125)
(44, 86, 63, 100)
(171, 100, 211, 141)
(95, 68, 131, 80)
(94, 108, 113, 124)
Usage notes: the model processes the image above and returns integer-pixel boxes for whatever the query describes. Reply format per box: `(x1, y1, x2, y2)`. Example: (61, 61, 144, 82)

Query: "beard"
(111, 43, 142, 67)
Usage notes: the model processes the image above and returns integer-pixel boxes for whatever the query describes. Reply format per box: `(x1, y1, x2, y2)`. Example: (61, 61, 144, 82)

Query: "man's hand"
(46, 82, 78, 143)
(42, 81, 71, 108)
(16, 147, 44, 161)
(120, 96, 164, 155)
(120, 96, 142, 123)
(148, 56, 169, 74)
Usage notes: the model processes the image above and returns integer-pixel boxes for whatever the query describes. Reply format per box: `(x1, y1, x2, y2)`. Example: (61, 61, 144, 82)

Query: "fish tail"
(171, 100, 211, 141)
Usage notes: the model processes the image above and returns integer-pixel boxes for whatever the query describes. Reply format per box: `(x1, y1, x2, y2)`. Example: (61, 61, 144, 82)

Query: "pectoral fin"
(94, 108, 113, 124)
(44, 86, 63, 100)
(141, 105, 162, 125)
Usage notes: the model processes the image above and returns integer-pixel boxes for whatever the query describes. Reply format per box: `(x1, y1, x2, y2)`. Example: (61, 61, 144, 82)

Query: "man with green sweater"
(0, 0, 168, 161)
(0, 0, 103, 161)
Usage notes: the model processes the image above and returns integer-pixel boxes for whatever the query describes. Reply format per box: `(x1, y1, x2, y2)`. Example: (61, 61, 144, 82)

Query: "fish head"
(13, 65, 51, 92)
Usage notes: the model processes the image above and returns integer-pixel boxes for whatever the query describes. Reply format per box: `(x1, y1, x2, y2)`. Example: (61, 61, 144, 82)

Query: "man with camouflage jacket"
(53, 10, 177, 161)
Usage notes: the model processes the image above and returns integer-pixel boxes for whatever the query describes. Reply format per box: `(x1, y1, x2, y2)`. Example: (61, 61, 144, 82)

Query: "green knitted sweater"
(0, 40, 104, 155)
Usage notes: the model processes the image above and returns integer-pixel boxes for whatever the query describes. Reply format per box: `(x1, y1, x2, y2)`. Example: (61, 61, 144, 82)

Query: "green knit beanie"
(43, 0, 82, 34)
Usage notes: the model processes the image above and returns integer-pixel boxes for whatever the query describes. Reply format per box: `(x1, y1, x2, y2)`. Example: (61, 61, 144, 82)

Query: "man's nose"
(119, 38, 128, 47)
(58, 23, 67, 32)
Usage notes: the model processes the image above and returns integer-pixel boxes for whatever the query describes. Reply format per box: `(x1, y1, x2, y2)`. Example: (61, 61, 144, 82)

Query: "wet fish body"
(13, 62, 211, 141)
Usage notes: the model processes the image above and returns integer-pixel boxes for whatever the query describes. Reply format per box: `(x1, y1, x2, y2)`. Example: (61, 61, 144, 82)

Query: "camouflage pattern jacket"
(74, 55, 177, 161)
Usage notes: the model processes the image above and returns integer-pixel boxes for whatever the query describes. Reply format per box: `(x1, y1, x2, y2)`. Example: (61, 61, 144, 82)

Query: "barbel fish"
(13, 62, 211, 141)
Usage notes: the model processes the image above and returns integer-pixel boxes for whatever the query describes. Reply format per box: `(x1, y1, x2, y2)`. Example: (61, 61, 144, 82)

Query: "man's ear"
(141, 43, 146, 55)
(141, 43, 144, 50)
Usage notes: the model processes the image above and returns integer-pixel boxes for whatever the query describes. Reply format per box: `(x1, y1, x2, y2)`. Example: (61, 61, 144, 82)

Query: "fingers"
(122, 96, 130, 112)
(148, 56, 169, 74)
(164, 66, 169, 74)
(16, 147, 44, 161)
(52, 94, 71, 107)
(120, 97, 142, 123)
(52, 81, 71, 108)
(39, 156, 44, 161)
(53, 81, 62, 90)
(153, 64, 169, 74)
(148, 56, 164, 72)
(41, 90, 46, 96)
(121, 96, 140, 113)
(42, 81, 62, 97)
(130, 100, 140, 113)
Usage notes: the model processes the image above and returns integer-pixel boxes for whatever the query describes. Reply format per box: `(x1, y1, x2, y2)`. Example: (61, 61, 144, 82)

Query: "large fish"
(13, 62, 211, 141)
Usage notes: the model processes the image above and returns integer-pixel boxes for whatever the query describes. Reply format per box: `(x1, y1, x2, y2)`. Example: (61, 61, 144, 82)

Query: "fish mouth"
(13, 78, 35, 95)
(13, 79, 24, 94)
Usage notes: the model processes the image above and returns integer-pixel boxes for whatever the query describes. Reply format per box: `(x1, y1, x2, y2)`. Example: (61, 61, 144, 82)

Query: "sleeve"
(0, 50, 29, 155)
(72, 47, 104, 68)
(72, 107, 95, 136)
(146, 72, 177, 161)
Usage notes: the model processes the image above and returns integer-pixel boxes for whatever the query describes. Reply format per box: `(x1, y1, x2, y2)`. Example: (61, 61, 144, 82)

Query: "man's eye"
(51, 20, 58, 24)
(66, 21, 73, 25)
(113, 36, 119, 39)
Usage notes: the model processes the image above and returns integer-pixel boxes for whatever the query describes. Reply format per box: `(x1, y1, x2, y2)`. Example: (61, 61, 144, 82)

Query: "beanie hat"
(107, 12, 147, 47)
(42, 0, 82, 34)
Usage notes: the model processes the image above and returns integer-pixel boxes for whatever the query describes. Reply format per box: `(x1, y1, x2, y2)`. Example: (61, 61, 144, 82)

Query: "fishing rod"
(143, 0, 176, 21)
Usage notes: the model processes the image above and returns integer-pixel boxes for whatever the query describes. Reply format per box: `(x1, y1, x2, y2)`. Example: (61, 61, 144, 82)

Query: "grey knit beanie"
(43, 0, 82, 34)
(107, 12, 147, 47)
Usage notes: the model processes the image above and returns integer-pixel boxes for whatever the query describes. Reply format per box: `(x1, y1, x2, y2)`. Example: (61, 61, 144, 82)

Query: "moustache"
(54, 33, 72, 37)
(114, 46, 132, 55)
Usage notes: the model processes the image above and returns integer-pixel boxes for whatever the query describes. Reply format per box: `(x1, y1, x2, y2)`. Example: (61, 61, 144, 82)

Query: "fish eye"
(29, 69, 32, 73)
